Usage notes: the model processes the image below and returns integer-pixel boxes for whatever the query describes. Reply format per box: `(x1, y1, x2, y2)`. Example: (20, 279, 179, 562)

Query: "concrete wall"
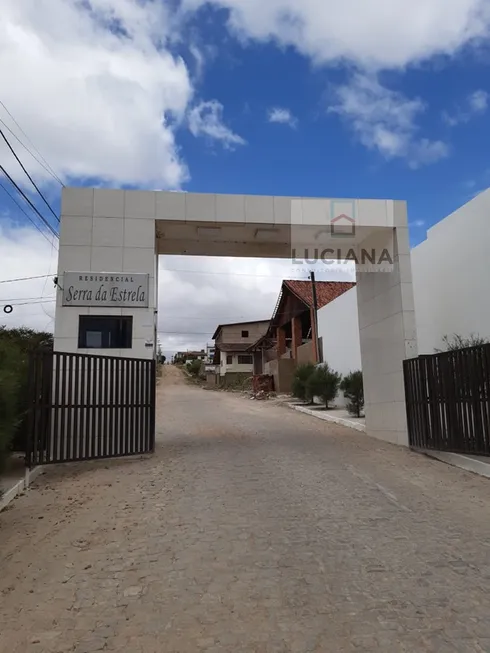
(220, 372, 252, 387)
(219, 350, 254, 376)
(217, 322, 269, 345)
(265, 358, 296, 393)
(56, 188, 158, 360)
(296, 341, 314, 365)
(206, 372, 219, 387)
(318, 287, 362, 407)
(412, 189, 490, 354)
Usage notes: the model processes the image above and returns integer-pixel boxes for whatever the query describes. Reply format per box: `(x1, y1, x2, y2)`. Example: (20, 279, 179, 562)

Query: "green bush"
(186, 359, 202, 377)
(292, 363, 316, 401)
(0, 326, 53, 471)
(436, 333, 489, 352)
(0, 340, 23, 472)
(306, 363, 342, 409)
(340, 370, 364, 417)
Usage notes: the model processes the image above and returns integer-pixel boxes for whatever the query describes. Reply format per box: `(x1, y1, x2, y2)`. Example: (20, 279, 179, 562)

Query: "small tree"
(436, 333, 489, 352)
(0, 340, 22, 473)
(292, 363, 316, 402)
(307, 363, 341, 409)
(340, 370, 364, 417)
(186, 359, 202, 377)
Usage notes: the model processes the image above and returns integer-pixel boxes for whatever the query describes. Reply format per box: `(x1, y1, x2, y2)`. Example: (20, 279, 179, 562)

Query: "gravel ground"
(2, 365, 490, 652)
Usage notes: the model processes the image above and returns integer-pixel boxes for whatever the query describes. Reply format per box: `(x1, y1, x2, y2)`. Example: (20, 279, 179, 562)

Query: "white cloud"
(0, 0, 193, 189)
(180, 0, 490, 70)
(188, 100, 246, 148)
(180, 0, 490, 165)
(0, 223, 58, 333)
(268, 107, 298, 128)
(443, 89, 489, 125)
(469, 89, 489, 112)
(329, 74, 449, 167)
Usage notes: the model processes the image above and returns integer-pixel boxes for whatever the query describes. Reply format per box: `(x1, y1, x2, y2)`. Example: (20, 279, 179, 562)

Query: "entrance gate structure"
(52, 188, 417, 449)
(27, 350, 155, 466)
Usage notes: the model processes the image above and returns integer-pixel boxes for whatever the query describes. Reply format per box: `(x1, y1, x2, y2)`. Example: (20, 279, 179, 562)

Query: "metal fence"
(27, 351, 156, 466)
(403, 344, 490, 455)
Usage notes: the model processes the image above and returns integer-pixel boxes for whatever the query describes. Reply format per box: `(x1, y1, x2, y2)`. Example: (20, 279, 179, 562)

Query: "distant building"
(173, 349, 206, 364)
(205, 344, 215, 363)
(212, 320, 270, 382)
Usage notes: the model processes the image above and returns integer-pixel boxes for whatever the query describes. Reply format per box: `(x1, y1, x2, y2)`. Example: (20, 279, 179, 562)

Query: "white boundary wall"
(318, 287, 362, 407)
(412, 188, 490, 354)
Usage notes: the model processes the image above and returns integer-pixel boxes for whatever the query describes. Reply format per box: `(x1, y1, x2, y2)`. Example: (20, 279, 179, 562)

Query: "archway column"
(356, 201, 417, 446)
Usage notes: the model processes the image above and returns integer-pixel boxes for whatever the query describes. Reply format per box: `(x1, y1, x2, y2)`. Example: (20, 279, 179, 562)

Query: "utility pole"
(310, 271, 322, 363)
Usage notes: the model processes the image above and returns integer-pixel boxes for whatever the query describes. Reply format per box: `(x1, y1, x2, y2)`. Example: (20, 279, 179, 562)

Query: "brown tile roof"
(282, 280, 355, 310)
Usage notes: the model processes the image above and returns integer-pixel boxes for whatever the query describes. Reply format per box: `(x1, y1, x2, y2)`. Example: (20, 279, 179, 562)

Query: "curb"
(0, 465, 44, 513)
(288, 403, 366, 432)
(417, 450, 490, 479)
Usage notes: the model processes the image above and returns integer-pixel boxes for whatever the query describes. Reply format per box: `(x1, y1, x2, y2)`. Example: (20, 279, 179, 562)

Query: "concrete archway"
(56, 188, 417, 446)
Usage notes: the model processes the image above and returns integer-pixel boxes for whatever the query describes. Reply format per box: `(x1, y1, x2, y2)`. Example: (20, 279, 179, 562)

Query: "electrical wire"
(9, 298, 55, 306)
(0, 274, 53, 284)
(0, 295, 56, 302)
(161, 267, 311, 279)
(0, 117, 63, 187)
(158, 330, 216, 335)
(0, 100, 63, 186)
(0, 126, 59, 223)
(0, 163, 58, 238)
(0, 180, 58, 249)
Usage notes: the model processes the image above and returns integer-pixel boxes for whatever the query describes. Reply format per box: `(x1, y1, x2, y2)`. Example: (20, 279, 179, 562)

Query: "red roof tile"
(282, 279, 355, 310)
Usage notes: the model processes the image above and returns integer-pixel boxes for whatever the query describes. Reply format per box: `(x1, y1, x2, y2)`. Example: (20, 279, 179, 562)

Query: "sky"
(1, 0, 490, 356)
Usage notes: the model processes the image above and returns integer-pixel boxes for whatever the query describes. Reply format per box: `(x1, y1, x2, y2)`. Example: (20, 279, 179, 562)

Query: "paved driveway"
(2, 367, 490, 652)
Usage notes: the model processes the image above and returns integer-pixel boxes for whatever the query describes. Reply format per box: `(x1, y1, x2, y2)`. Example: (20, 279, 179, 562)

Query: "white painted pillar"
(56, 188, 158, 359)
(356, 201, 417, 446)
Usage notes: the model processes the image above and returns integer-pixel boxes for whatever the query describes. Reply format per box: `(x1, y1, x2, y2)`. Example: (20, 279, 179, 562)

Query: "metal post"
(310, 271, 322, 363)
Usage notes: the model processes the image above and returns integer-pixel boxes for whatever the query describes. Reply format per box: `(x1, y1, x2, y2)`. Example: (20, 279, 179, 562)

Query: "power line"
(9, 298, 55, 306)
(0, 180, 58, 249)
(158, 330, 215, 335)
(0, 163, 58, 238)
(0, 274, 53, 284)
(0, 117, 63, 187)
(0, 295, 55, 302)
(0, 100, 63, 186)
(161, 267, 310, 279)
(0, 126, 59, 223)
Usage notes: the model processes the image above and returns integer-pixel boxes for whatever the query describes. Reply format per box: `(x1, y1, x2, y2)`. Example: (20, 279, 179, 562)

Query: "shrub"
(307, 363, 342, 409)
(0, 340, 24, 472)
(186, 359, 202, 377)
(292, 363, 316, 401)
(436, 333, 489, 352)
(0, 326, 53, 469)
(340, 370, 364, 417)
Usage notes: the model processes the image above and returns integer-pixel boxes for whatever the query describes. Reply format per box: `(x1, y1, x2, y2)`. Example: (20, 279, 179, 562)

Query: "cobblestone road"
(2, 366, 490, 652)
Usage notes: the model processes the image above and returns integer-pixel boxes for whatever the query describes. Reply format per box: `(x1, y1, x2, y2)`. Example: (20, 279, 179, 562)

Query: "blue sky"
(1, 0, 490, 350)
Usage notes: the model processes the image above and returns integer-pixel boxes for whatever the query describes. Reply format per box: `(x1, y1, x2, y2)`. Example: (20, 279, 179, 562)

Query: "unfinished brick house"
(249, 280, 355, 392)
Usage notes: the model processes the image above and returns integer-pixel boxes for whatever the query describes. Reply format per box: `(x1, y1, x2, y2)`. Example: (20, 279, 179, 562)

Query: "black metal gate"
(403, 345, 490, 455)
(26, 351, 156, 467)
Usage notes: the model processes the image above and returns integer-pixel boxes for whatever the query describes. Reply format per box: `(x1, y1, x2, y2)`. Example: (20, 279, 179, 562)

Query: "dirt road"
(2, 366, 490, 652)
